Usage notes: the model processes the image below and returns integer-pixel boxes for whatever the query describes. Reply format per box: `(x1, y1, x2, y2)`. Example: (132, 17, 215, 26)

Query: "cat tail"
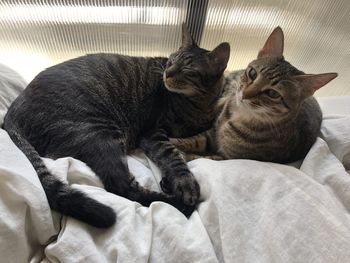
(6, 128, 116, 228)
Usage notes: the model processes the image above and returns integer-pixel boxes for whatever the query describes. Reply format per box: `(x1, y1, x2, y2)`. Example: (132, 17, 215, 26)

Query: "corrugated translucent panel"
(0, 0, 349, 96)
(201, 0, 350, 96)
(0, 0, 188, 81)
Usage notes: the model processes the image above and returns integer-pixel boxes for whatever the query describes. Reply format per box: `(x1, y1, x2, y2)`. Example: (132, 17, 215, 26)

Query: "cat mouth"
(236, 90, 258, 109)
(236, 90, 244, 106)
(165, 84, 197, 96)
(163, 73, 176, 91)
(163, 75, 198, 96)
(163, 76, 179, 92)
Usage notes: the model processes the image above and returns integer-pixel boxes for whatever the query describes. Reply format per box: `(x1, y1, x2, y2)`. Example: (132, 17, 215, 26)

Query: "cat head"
(164, 23, 230, 96)
(236, 26, 337, 119)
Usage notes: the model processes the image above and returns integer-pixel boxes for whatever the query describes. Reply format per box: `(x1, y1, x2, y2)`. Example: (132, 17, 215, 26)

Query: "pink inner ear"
(296, 73, 338, 97)
(260, 42, 275, 57)
(258, 27, 284, 59)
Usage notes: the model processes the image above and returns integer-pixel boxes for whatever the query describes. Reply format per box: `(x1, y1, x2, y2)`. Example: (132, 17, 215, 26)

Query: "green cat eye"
(265, 89, 281, 99)
(247, 67, 257, 81)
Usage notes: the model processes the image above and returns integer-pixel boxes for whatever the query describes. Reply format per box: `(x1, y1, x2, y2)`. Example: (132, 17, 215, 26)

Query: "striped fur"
(3, 25, 230, 228)
(171, 27, 337, 164)
(140, 129, 200, 204)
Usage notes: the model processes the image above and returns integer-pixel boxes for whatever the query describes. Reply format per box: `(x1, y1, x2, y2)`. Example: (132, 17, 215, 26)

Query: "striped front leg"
(185, 153, 224, 161)
(169, 129, 214, 154)
(139, 129, 200, 207)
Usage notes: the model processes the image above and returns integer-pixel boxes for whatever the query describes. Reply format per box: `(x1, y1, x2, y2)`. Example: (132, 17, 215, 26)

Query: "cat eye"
(265, 89, 281, 99)
(247, 67, 257, 81)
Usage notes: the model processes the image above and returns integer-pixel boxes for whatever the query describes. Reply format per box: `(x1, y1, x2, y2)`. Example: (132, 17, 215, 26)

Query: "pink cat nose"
(242, 90, 258, 100)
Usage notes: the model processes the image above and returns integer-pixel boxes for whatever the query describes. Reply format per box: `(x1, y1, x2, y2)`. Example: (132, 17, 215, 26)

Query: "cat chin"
(164, 82, 197, 96)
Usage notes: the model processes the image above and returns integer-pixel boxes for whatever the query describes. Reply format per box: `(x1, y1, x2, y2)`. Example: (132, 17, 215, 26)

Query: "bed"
(1, 65, 350, 263)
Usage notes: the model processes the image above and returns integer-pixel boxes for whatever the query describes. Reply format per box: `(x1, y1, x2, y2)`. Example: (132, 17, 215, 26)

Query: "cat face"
(236, 27, 337, 119)
(164, 24, 230, 96)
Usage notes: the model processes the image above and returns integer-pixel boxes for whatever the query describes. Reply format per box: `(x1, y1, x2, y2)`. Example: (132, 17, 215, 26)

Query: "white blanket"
(1, 111, 350, 262)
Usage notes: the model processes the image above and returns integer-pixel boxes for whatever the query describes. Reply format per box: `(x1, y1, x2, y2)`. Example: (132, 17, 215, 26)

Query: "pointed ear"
(181, 23, 196, 48)
(295, 73, 338, 97)
(207, 42, 231, 72)
(258, 26, 284, 59)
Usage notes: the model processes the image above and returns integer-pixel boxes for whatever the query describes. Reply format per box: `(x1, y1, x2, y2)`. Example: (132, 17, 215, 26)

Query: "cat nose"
(242, 90, 258, 100)
(165, 68, 177, 79)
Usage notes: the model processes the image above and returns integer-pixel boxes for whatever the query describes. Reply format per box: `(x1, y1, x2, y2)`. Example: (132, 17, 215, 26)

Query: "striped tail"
(6, 127, 116, 228)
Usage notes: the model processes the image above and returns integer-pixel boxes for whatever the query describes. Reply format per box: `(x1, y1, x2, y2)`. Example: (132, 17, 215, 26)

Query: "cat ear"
(295, 73, 338, 97)
(258, 26, 284, 59)
(181, 23, 196, 48)
(207, 42, 231, 72)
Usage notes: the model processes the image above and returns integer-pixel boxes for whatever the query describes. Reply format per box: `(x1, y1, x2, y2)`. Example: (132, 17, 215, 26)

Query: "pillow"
(0, 64, 27, 126)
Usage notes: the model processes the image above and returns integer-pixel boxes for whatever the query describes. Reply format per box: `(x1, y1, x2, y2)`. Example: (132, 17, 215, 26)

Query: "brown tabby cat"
(171, 27, 337, 164)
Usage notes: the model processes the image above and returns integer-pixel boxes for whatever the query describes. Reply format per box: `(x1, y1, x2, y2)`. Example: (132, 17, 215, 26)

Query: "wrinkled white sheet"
(1, 110, 350, 262)
(0, 64, 26, 124)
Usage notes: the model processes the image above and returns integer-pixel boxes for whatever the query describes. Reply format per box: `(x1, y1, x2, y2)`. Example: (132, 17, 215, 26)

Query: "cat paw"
(181, 204, 197, 217)
(167, 196, 197, 217)
(160, 173, 200, 206)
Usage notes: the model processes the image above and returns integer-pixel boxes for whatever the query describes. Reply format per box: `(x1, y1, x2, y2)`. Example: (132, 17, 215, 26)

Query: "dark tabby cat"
(171, 27, 337, 163)
(3, 24, 230, 228)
